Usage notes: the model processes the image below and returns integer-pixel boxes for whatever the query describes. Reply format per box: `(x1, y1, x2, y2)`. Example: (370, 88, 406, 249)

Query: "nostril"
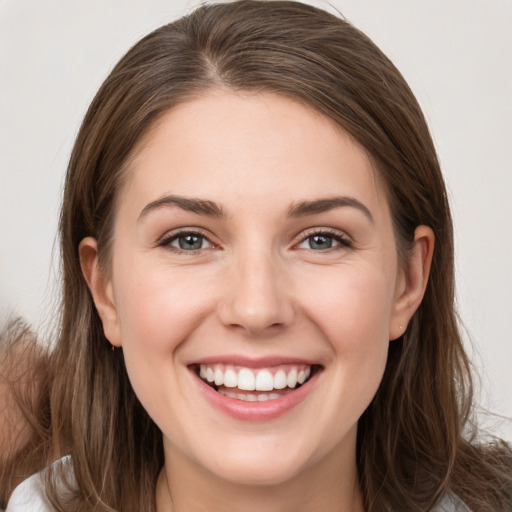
(225, 321, 285, 337)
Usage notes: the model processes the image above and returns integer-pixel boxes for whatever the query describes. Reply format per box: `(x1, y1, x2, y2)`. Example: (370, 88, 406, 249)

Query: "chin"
(207, 457, 308, 487)
(190, 434, 327, 488)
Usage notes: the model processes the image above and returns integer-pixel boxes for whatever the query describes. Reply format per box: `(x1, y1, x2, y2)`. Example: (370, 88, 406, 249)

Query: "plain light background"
(0, 0, 511, 440)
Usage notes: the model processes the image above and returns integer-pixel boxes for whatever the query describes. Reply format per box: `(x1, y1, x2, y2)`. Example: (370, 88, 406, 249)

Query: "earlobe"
(389, 225, 435, 340)
(79, 237, 122, 347)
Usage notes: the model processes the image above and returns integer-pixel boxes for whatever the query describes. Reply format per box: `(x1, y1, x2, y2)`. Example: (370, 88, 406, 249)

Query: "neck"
(156, 438, 365, 512)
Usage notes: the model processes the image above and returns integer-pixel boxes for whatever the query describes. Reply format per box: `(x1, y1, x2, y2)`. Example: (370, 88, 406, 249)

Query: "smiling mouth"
(192, 363, 321, 402)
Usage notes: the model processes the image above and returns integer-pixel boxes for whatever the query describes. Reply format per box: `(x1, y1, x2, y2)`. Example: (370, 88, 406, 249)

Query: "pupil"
(179, 234, 202, 250)
(310, 235, 332, 250)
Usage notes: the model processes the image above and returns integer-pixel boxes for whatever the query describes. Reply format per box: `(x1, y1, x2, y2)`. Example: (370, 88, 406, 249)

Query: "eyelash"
(158, 229, 216, 255)
(158, 228, 352, 254)
(295, 228, 353, 252)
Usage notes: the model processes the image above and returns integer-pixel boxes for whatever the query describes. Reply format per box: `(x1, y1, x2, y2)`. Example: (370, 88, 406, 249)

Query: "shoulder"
(5, 456, 73, 512)
(5, 471, 51, 512)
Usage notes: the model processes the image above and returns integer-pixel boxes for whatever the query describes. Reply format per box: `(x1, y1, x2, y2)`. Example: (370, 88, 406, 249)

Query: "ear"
(79, 237, 122, 347)
(389, 225, 435, 340)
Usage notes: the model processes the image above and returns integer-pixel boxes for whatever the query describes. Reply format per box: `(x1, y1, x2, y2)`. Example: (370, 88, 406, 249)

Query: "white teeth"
(238, 368, 255, 391)
(217, 390, 283, 402)
(255, 370, 274, 391)
(273, 369, 287, 389)
(224, 368, 238, 388)
(214, 367, 224, 386)
(287, 368, 298, 388)
(206, 367, 215, 383)
(198, 364, 313, 393)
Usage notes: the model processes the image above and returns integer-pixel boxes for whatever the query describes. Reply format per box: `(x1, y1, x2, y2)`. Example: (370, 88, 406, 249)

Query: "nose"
(218, 251, 295, 336)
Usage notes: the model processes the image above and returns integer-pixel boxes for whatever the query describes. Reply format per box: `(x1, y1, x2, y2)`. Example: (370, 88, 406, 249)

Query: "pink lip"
(189, 355, 316, 368)
(190, 365, 321, 422)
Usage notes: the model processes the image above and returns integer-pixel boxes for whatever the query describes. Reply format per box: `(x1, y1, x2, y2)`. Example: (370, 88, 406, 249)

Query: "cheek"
(111, 263, 215, 429)
(295, 264, 394, 404)
(113, 262, 214, 353)
(296, 263, 396, 350)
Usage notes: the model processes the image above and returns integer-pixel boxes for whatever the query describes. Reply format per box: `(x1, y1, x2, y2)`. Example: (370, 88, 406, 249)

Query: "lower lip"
(192, 369, 320, 422)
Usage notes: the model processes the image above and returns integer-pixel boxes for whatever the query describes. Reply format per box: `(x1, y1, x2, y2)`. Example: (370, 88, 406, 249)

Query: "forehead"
(119, 90, 389, 220)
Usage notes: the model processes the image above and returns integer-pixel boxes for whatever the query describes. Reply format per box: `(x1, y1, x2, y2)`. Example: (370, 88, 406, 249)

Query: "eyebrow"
(138, 194, 373, 223)
(138, 195, 226, 220)
(286, 197, 374, 223)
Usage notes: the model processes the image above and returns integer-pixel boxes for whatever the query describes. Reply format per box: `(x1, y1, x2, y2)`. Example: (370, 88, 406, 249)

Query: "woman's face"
(85, 91, 424, 486)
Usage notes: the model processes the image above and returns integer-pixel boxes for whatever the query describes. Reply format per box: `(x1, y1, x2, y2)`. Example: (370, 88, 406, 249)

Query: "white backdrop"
(0, 0, 510, 440)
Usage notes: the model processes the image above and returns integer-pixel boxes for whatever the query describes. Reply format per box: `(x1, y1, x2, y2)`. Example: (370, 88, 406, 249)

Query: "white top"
(5, 472, 52, 512)
(5, 457, 471, 511)
(5, 456, 72, 512)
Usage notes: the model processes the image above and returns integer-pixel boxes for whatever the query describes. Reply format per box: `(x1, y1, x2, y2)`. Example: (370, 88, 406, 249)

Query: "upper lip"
(187, 355, 320, 369)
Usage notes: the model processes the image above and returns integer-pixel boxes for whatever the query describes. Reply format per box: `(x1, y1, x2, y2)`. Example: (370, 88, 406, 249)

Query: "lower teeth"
(218, 389, 287, 401)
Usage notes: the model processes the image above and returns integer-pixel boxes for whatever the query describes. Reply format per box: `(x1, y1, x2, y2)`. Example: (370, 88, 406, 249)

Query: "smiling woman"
(1, 1, 511, 512)
(78, 92, 429, 499)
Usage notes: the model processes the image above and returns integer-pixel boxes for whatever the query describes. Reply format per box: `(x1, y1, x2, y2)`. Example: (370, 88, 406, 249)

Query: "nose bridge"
(219, 243, 294, 335)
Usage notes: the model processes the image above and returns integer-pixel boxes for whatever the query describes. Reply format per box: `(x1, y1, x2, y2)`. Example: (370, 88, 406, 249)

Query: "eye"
(160, 231, 214, 252)
(296, 230, 351, 251)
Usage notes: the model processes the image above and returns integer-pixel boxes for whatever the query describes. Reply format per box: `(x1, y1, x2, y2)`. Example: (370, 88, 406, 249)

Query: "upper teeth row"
(199, 365, 311, 391)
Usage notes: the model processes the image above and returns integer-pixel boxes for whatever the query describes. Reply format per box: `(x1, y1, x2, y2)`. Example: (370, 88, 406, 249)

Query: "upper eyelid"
(295, 227, 351, 241)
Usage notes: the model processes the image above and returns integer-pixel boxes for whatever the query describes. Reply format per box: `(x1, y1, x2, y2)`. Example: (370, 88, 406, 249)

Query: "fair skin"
(80, 91, 434, 512)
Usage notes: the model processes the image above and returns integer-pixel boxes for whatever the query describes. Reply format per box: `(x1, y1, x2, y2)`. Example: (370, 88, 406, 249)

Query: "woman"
(1, 1, 511, 511)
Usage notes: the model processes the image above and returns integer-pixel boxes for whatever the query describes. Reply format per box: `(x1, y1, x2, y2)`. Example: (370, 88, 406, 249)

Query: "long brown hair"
(2, 1, 511, 511)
